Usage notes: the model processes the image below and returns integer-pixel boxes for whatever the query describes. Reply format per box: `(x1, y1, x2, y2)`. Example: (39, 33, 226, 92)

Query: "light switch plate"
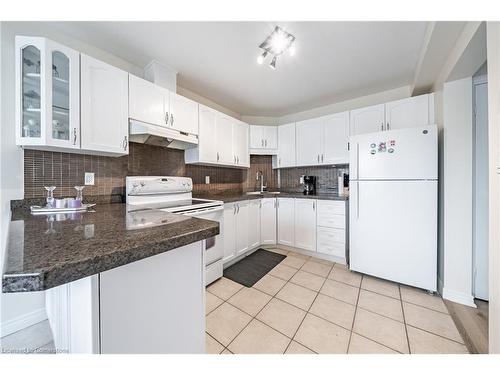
(85, 172, 95, 185)
(205, 176, 210, 184)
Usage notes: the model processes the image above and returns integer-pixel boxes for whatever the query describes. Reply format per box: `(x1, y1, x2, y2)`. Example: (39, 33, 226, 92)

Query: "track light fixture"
(257, 26, 296, 70)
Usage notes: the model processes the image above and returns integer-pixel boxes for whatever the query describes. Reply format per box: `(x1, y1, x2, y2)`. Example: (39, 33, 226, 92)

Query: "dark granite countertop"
(2, 204, 219, 293)
(193, 190, 349, 203)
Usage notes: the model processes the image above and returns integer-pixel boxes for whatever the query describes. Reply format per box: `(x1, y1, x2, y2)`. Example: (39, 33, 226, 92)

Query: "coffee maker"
(302, 175, 317, 195)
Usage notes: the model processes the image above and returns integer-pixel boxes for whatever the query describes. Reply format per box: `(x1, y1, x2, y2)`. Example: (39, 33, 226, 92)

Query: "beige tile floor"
(205, 248, 469, 354)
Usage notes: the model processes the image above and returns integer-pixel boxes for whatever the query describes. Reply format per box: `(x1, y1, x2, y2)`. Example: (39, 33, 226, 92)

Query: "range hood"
(129, 120, 198, 150)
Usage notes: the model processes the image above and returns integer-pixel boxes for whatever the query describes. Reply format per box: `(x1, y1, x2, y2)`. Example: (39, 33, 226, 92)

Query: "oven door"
(183, 206, 224, 267)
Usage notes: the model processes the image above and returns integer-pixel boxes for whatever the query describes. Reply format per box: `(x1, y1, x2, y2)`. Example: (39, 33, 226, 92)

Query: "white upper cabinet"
(350, 94, 433, 136)
(128, 74, 167, 127)
(167, 92, 199, 135)
(323, 111, 350, 164)
(80, 54, 129, 155)
(215, 113, 234, 165)
(385, 94, 432, 130)
(296, 111, 349, 166)
(129, 75, 199, 135)
(249, 125, 278, 153)
(233, 120, 249, 167)
(296, 118, 323, 166)
(185, 106, 249, 169)
(16, 36, 80, 151)
(276, 123, 296, 168)
(350, 103, 385, 135)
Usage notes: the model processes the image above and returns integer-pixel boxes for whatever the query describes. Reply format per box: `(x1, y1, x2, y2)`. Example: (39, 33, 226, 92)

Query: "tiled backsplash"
(24, 145, 348, 199)
(24, 143, 244, 199)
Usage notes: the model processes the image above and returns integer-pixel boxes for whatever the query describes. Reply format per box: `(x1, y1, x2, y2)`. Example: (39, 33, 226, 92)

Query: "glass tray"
(30, 203, 96, 215)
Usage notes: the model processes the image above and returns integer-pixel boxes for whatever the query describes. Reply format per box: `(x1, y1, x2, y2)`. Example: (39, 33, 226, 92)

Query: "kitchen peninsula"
(2, 203, 219, 353)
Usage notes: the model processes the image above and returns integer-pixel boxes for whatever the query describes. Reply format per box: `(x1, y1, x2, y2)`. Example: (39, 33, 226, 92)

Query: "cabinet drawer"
(317, 200, 345, 215)
(317, 227, 346, 258)
(317, 213, 345, 229)
(205, 259, 223, 286)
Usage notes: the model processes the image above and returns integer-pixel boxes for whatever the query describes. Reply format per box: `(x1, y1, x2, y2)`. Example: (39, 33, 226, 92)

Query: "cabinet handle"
(217, 152, 219, 162)
(261, 139, 264, 147)
(233, 204, 237, 215)
(386, 122, 390, 130)
(381, 123, 384, 131)
(237, 156, 239, 164)
(165, 112, 169, 125)
(265, 139, 267, 147)
(317, 154, 320, 163)
(170, 114, 174, 127)
(73, 128, 77, 145)
(313, 201, 315, 210)
(279, 158, 281, 166)
(123, 136, 128, 151)
(321, 154, 324, 163)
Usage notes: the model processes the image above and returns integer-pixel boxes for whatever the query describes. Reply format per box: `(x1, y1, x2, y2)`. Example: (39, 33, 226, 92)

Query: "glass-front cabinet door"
(16, 36, 80, 149)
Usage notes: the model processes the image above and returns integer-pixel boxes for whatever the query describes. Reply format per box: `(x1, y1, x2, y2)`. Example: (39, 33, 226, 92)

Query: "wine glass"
(44, 186, 56, 208)
(74, 186, 85, 202)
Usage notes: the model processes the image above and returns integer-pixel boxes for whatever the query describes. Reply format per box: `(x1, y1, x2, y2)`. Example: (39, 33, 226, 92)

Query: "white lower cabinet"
(223, 203, 237, 263)
(294, 199, 317, 251)
(260, 198, 277, 245)
(248, 200, 261, 249)
(223, 200, 252, 264)
(317, 227, 345, 258)
(235, 201, 249, 255)
(277, 198, 295, 247)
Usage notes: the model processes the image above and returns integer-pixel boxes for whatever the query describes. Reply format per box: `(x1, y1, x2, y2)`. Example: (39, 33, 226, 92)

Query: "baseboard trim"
(442, 288, 477, 308)
(1, 308, 47, 337)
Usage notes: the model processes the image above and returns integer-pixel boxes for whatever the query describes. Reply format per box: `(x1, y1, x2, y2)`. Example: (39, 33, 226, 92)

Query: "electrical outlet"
(205, 176, 210, 184)
(85, 172, 95, 185)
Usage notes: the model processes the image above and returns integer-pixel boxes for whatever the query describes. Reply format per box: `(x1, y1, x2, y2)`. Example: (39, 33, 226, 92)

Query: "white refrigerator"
(349, 125, 438, 291)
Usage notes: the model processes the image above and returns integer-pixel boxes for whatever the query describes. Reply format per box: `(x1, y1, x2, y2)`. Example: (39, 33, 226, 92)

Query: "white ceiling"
(51, 21, 430, 116)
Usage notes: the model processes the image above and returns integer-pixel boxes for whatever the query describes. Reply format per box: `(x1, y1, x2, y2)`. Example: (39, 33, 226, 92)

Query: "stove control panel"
(126, 176, 193, 196)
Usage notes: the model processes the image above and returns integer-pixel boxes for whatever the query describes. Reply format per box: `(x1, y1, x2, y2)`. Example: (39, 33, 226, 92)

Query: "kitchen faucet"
(256, 171, 267, 193)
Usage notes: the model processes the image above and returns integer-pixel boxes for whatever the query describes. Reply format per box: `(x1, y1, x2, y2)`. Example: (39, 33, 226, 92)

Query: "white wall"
(441, 77, 475, 307)
(486, 21, 500, 354)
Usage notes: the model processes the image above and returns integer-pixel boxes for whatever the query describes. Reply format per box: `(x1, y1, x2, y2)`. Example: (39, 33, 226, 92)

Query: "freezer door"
(349, 180, 437, 291)
(351, 125, 437, 180)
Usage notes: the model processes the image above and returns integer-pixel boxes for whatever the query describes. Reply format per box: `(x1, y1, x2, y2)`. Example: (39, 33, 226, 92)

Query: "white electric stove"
(126, 176, 224, 285)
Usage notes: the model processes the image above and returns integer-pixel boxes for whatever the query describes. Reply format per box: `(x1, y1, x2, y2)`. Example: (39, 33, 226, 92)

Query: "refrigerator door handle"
(356, 182, 360, 219)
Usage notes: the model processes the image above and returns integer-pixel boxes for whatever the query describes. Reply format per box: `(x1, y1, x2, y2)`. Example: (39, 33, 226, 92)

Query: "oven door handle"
(182, 206, 224, 216)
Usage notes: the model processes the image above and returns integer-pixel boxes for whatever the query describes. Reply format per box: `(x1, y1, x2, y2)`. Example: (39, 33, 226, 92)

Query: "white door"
(352, 125, 438, 181)
(322, 112, 350, 164)
(296, 118, 323, 166)
(250, 125, 264, 148)
(197, 105, 218, 163)
(235, 202, 249, 255)
(169, 92, 199, 135)
(45, 39, 80, 149)
(263, 126, 278, 149)
(260, 198, 277, 245)
(277, 198, 295, 246)
(128, 75, 167, 127)
(277, 123, 296, 168)
(216, 114, 234, 165)
(80, 54, 129, 155)
(350, 180, 437, 291)
(248, 200, 261, 249)
(223, 203, 236, 263)
(473, 81, 489, 300)
(350, 104, 385, 135)
(294, 199, 317, 251)
(385, 94, 430, 130)
(234, 121, 249, 166)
